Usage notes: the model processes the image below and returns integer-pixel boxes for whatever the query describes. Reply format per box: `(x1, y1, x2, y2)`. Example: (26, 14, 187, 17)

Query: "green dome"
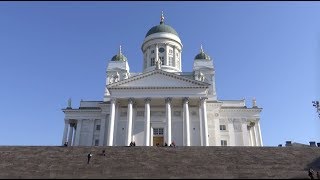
(145, 22, 179, 38)
(111, 54, 127, 62)
(195, 52, 211, 60)
(195, 46, 211, 60)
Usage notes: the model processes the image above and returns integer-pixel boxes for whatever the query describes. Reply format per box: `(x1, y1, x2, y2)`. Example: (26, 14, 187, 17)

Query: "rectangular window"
(96, 125, 101, 131)
(153, 128, 159, 135)
(153, 128, 164, 135)
(151, 58, 155, 66)
(160, 56, 165, 65)
(159, 128, 164, 135)
(221, 140, 227, 146)
(169, 49, 173, 54)
(95, 139, 99, 146)
(169, 57, 173, 66)
(220, 125, 226, 131)
(151, 50, 155, 54)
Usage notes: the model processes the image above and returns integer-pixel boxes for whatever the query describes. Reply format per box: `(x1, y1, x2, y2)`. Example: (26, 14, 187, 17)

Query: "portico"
(106, 95, 209, 147)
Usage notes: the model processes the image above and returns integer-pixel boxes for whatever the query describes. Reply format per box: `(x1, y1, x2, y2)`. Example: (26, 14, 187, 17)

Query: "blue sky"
(0, 2, 319, 146)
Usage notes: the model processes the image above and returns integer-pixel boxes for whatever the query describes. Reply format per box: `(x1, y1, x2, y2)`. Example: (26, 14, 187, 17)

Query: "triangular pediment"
(108, 69, 209, 89)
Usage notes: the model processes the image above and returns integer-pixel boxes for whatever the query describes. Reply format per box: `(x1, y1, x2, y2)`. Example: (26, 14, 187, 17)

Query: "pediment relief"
(108, 69, 209, 89)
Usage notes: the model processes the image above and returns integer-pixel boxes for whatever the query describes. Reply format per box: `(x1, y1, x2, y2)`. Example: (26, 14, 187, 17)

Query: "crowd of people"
(308, 168, 320, 179)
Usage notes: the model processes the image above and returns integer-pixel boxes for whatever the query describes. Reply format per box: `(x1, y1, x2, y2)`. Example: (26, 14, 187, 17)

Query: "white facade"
(62, 14, 263, 147)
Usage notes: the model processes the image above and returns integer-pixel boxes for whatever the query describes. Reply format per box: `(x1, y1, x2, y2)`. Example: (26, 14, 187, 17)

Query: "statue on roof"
(114, 72, 120, 82)
(198, 71, 205, 82)
(67, 98, 72, 109)
(155, 57, 162, 70)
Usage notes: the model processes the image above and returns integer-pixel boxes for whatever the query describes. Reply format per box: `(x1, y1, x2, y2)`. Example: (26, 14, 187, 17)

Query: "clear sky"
(0, 2, 319, 146)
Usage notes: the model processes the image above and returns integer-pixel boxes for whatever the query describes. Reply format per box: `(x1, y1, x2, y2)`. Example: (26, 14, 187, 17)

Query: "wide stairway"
(0, 146, 319, 178)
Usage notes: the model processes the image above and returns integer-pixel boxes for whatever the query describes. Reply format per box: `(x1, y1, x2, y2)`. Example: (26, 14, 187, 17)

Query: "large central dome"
(141, 12, 183, 73)
(145, 22, 179, 38)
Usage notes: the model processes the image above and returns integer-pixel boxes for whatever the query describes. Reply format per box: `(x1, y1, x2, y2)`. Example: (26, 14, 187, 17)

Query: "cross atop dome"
(200, 44, 204, 53)
(119, 45, 122, 55)
(160, 11, 164, 24)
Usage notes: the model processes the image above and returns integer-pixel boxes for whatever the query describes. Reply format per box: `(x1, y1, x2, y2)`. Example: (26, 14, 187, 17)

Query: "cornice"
(220, 108, 262, 112)
(109, 86, 208, 90)
(62, 108, 102, 113)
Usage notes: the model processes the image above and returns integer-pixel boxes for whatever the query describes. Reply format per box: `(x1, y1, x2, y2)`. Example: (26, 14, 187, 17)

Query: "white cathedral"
(62, 13, 263, 147)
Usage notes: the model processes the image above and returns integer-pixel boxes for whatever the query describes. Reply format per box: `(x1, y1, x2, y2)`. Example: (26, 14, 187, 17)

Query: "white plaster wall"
(172, 120, 183, 146)
(133, 120, 144, 146)
(115, 120, 126, 146)
(79, 119, 94, 146)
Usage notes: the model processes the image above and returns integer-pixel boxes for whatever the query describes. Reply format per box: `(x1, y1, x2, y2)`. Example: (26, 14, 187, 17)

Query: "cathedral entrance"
(153, 136, 164, 146)
(153, 128, 164, 146)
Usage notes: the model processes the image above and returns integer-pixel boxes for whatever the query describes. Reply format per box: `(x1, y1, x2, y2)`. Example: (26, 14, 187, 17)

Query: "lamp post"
(312, 101, 320, 118)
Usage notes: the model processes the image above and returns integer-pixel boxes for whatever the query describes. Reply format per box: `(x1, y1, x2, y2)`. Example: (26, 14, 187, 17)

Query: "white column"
(126, 98, 133, 146)
(253, 124, 259, 146)
(165, 43, 168, 65)
(227, 119, 235, 146)
(67, 123, 74, 146)
(62, 120, 69, 145)
(241, 119, 249, 146)
(249, 125, 255, 146)
(183, 97, 190, 146)
(257, 121, 263, 146)
(201, 97, 209, 146)
(147, 47, 150, 68)
(166, 97, 172, 145)
(173, 46, 176, 67)
(99, 117, 106, 146)
(144, 98, 151, 146)
(108, 98, 116, 146)
(198, 102, 203, 146)
(150, 127, 154, 146)
(72, 127, 76, 146)
(74, 119, 82, 146)
(155, 44, 159, 64)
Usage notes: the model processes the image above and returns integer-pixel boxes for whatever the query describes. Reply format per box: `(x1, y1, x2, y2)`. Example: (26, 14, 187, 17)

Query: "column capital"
(110, 98, 117, 103)
(69, 119, 77, 124)
(165, 97, 172, 103)
(128, 98, 134, 104)
(145, 97, 151, 103)
(247, 121, 255, 127)
(183, 97, 189, 104)
(227, 118, 234, 123)
(200, 97, 208, 102)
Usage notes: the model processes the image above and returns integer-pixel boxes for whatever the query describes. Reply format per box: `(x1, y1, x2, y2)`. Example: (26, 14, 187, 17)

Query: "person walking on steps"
(87, 152, 92, 164)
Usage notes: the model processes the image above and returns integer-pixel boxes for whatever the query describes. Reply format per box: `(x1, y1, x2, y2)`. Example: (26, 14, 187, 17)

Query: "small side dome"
(111, 45, 127, 62)
(111, 54, 127, 62)
(195, 45, 211, 60)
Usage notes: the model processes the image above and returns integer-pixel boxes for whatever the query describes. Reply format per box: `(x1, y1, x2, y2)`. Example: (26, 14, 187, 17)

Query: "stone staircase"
(0, 146, 319, 179)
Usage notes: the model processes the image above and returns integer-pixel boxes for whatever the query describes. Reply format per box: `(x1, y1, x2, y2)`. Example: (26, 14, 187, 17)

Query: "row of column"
(62, 118, 106, 146)
(248, 121, 263, 146)
(107, 97, 209, 146)
(62, 121, 77, 146)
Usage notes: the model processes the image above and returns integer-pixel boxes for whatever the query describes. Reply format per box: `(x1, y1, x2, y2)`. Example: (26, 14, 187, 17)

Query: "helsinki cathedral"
(62, 12, 263, 147)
